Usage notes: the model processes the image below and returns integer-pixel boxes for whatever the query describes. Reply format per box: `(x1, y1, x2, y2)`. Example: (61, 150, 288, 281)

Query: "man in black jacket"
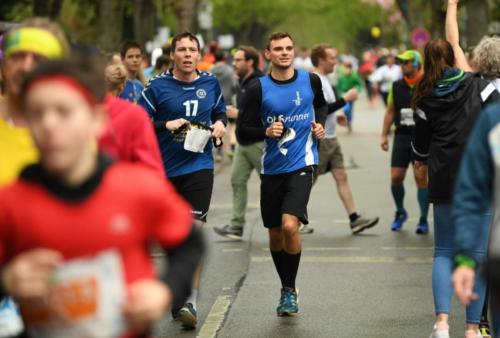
(214, 46, 264, 240)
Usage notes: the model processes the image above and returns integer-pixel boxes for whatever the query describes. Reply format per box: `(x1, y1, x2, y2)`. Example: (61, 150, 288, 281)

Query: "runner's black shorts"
(169, 169, 214, 222)
(391, 132, 414, 168)
(260, 166, 316, 228)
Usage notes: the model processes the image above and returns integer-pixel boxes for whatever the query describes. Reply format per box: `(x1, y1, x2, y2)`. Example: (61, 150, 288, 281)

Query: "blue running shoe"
(416, 219, 429, 235)
(276, 287, 299, 316)
(391, 210, 408, 231)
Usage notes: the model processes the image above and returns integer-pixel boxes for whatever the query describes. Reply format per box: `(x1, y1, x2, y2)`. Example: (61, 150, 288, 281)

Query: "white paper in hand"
(22, 250, 126, 338)
(184, 128, 211, 153)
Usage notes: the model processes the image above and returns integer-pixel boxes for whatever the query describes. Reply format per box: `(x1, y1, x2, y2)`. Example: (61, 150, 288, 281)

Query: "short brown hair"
(237, 45, 259, 69)
(171, 32, 200, 52)
(120, 41, 143, 58)
(310, 43, 332, 67)
(266, 32, 293, 50)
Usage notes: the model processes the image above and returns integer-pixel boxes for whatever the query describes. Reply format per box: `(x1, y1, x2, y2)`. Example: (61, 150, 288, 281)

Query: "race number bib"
(21, 250, 126, 338)
(400, 108, 415, 127)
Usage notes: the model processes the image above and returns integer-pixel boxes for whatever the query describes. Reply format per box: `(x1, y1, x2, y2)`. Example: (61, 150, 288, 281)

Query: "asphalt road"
(157, 95, 469, 338)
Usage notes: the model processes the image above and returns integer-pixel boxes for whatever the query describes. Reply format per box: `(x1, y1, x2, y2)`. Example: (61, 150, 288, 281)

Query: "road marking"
(196, 295, 232, 338)
(261, 247, 361, 251)
(382, 246, 433, 250)
(222, 248, 243, 252)
(251, 256, 432, 264)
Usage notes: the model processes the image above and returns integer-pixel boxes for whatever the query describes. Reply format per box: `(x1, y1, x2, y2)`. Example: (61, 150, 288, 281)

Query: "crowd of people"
(1, 0, 500, 336)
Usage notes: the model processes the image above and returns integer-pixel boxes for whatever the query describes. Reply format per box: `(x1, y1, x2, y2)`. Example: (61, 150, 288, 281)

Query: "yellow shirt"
(0, 118, 38, 186)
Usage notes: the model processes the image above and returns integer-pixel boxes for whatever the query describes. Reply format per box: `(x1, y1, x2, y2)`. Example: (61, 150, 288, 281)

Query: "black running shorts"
(169, 169, 214, 222)
(260, 166, 316, 228)
(391, 133, 414, 168)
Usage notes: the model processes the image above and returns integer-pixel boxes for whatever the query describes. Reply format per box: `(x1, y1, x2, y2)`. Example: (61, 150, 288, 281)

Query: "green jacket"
(336, 71, 363, 96)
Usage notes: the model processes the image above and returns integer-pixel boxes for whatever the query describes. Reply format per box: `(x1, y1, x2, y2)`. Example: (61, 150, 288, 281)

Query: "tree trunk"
(98, 0, 125, 52)
(138, 0, 157, 45)
(465, 0, 489, 46)
(429, 0, 446, 39)
(133, 0, 143, 45)
(170, 0, 199, 32)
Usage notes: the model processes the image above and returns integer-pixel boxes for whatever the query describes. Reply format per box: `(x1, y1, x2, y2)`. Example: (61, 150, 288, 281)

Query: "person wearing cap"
(0, 18, 68, 186)
(380, 50, 430, 234)
(0, 17, 69, 337)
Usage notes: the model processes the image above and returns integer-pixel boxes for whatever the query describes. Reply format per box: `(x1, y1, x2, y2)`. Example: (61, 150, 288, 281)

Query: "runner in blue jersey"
(119, 41, 145, 103)
(138, 32, 227, 330)
(238, 32, 327, 317)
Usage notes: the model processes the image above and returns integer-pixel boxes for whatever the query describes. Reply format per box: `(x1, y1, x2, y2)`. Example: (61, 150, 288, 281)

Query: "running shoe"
(276, 287, 299, 316)
(350, 215, 379, 234)
(173, 303, 197, 330)
(479, 322, 491, 338)
(464, 329, 482, 338)
(391, 210, 408, 231)
(429, 322, 449, 338)
(213, 225, 243, 240)
(299, 223, 314, 234)
(416, 219, 429, 235)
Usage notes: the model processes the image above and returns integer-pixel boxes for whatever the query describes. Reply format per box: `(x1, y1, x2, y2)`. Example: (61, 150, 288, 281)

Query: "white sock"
(187, 289, 198, 310)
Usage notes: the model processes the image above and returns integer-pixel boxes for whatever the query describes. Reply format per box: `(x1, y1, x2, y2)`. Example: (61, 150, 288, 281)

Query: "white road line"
(222, 248, 244, 252)
(251, 256, 433, 264)
(260, 247, 361, 251)
(382, 246, 433, 250)
(196, 295, 232, 338)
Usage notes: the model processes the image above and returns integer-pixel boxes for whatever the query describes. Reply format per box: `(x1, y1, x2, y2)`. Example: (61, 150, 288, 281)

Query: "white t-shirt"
(369, 64, 402, 93)
(316, 72, 338, 139)
(294, 57, 313, 71)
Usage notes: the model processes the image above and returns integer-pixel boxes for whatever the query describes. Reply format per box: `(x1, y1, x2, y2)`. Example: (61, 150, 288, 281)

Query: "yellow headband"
(4, 27, 64, 60)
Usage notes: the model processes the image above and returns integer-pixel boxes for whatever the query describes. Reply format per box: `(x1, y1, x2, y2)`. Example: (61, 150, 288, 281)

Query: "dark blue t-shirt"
(138, 71, 226, 177)
(119, 79, 144, 103)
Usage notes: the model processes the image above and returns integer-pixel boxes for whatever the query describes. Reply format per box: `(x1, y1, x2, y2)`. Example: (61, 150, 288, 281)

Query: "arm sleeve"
(310, 73, 328, 126)
(236, 79, 267, 144)
(452, 108, 495, 263)
(138, 84, 169, 133)
(411, 107, 431, 161)
(327, 98, 346, 115)
(211, 83, 228, 126)
(138, 85, 157, 119)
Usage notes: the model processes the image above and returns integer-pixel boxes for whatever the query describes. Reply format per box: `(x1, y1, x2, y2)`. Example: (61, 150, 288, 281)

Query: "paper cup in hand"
(184, 128, 212, 153)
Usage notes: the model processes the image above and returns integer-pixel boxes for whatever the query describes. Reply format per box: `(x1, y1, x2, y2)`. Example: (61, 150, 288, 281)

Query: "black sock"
(282, 251, 301, 289)
(349, 212, 360, 223)
(271, 250, 286, 287)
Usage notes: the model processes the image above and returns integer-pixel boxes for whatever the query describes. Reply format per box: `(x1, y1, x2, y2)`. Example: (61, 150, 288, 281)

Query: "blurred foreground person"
(451, 102, 500, 338)
(447, 2, 500, 336)
(412, 38, 500, 338)
(0, 18, 69, 337)
(0, 57, 204, 338)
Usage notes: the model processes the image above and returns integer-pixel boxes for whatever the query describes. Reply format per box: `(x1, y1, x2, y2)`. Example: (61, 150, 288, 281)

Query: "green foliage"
(58, 0, 98, 43)
(3, 0, 32, 22)
(212, 0, 382, 51)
